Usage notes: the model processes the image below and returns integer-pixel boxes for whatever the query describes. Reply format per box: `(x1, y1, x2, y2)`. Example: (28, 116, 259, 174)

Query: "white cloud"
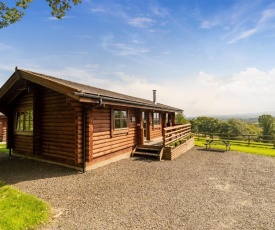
(128, 17, 155, 28)
(0, 43, 12, 50)
(200, 20, 221, 29)
(150, 5, 169, 18)
(91, 7, 106, 13)
(97, 67, 274, 117)
(178, 67, 275, 116)
(198, 2, 275, 43)
(228, 7, 275, 43)
(100, 34, 151, 56)
(228, 28, 258, 44)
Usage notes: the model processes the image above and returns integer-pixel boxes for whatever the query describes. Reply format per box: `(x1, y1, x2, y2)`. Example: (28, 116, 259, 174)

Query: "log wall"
(39, 88, 80, 166)
(0, 115, 7, 142)
(89, 106, 137, 165)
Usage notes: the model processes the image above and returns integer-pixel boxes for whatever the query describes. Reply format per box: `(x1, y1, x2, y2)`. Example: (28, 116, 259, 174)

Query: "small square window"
(15, 110, 33, 132)
(114, 109, 128, 129)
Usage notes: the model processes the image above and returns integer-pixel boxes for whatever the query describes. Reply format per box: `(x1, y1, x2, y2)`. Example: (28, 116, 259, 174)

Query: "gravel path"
(1, 147, 275, 229)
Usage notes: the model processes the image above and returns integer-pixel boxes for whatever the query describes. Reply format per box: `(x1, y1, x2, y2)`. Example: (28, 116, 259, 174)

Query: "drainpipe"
(82, 98, 103, 173)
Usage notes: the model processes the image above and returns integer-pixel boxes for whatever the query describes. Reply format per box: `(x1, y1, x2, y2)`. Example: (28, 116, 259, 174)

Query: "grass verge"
(195, 138, 275, 157)
(0, 181, 50, 230)
(0, 143, 9, 153)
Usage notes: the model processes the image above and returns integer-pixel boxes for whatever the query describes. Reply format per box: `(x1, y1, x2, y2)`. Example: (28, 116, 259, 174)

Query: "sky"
(1, 0, 275, 117)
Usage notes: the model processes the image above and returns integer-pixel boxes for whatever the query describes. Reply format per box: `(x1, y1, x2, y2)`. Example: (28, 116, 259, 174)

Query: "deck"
(143, 137, 163, 146)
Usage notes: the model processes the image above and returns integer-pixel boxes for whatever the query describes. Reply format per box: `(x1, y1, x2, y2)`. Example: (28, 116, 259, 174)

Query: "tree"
(0, 0, 82, 28)
(175, 113, 189, 125)
(191, 116, 220, 133)
(258, 114, 274, 138)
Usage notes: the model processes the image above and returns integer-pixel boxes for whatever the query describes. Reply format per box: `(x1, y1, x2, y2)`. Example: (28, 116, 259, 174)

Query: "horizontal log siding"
(13, 91, 33, 156)
(91, 106, 137, 162)
(13, 134, 33, 155)
(40, 89, 78, 165)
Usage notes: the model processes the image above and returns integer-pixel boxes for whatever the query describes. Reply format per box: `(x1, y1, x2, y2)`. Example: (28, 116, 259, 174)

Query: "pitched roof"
(0, 68, 183, 113)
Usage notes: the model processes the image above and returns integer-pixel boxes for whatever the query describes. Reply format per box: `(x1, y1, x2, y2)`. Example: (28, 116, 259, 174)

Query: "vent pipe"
(153, 90, 157, 104)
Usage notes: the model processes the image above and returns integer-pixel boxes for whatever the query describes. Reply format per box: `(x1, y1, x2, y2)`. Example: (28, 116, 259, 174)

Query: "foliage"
(0, 0, 82, 28)
(190, 116, 220, 133)
(0, 182, 50, 230)
(190, 116, 261, 136)
(258, 114, 274, 138)
(175, 112, 189, 125)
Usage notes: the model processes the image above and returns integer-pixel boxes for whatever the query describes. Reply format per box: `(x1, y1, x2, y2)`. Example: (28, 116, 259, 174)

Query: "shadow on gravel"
(132, 156, 158, 162)
(197, 147, 227, 153)
(0, 153, 78, 185)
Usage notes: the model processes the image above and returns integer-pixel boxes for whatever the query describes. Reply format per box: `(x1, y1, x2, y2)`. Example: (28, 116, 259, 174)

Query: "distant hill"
(188, 111, 275, 123)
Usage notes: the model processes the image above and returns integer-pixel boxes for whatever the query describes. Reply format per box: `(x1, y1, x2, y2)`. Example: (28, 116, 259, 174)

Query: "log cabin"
(0, 112, 7, 142)
(0, 68, 194, 171)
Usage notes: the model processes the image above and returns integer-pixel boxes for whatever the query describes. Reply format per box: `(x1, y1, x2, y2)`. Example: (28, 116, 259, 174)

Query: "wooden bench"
(205, 139, 230, 151)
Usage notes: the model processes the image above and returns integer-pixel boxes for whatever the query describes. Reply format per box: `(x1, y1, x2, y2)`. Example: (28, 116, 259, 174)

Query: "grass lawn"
(0, 143, 9, 154)
(195, 138, 275, 157)
(0, 181, 50, 230)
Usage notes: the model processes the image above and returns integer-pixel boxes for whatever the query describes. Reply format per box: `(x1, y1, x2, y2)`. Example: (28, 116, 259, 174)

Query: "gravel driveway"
(1, 147, 275, 229)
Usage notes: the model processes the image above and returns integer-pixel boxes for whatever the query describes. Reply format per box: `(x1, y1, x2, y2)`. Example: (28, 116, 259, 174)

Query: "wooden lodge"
(0, 112, 7, 142)
(0, 68, 194, 171)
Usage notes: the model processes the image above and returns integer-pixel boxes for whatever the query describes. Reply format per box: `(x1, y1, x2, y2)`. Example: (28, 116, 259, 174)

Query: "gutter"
(74, 92, 182, 113)
(82, 98, 103, 173)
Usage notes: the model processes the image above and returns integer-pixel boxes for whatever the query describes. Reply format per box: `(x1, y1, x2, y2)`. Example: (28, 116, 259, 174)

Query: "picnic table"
(205, 138, 230, 151)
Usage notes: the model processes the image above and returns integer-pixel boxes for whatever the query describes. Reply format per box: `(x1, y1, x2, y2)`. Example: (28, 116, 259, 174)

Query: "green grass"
(0, 181, 50, 230)
(196, 138, 275, 157)
(0, 144, 9, 153)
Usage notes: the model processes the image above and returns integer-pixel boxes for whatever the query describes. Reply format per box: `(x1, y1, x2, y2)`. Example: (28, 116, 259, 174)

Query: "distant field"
(195, 137, 275, 157)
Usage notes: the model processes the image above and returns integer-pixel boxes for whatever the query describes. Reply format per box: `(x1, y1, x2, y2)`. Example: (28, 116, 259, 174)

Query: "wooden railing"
(195, 132, 275, 147)
(163, 124, 192, 147)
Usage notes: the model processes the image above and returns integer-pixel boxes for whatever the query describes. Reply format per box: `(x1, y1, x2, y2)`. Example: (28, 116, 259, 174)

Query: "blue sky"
(1, 0, 275, 116)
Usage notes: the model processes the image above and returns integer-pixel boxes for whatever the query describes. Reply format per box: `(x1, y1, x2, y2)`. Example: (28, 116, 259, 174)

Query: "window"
(153, 112, 160, 125)
(15, 110, 33, 132)
(114, 109, 128, 129)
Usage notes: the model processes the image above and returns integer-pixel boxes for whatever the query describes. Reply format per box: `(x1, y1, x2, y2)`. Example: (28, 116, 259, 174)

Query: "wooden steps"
(131, 145, 164, 161)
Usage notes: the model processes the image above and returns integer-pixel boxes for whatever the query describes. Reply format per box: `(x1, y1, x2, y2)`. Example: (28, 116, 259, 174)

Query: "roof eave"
(74, 92, 183, 113)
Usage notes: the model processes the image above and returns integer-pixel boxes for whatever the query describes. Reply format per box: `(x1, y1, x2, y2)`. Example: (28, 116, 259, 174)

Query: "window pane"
(18, 112, 24, 131)
(114, 110, 120, 118)
(16, 113, 22, 130)
(121, 111, 127, 118)
(114, 119, 121, 129)
(25, 111, 30, 130)
(29, 111, 33, 131)
(121, 119, 127, 128)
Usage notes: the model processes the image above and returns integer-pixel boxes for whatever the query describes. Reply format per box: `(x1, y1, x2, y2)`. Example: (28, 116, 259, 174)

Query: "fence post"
(248, 135, 250, 146)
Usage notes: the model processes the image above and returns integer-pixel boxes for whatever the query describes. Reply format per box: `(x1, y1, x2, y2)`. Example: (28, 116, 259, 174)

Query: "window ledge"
(15, 131, 33, 136)
(112, 128, 128, 137)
